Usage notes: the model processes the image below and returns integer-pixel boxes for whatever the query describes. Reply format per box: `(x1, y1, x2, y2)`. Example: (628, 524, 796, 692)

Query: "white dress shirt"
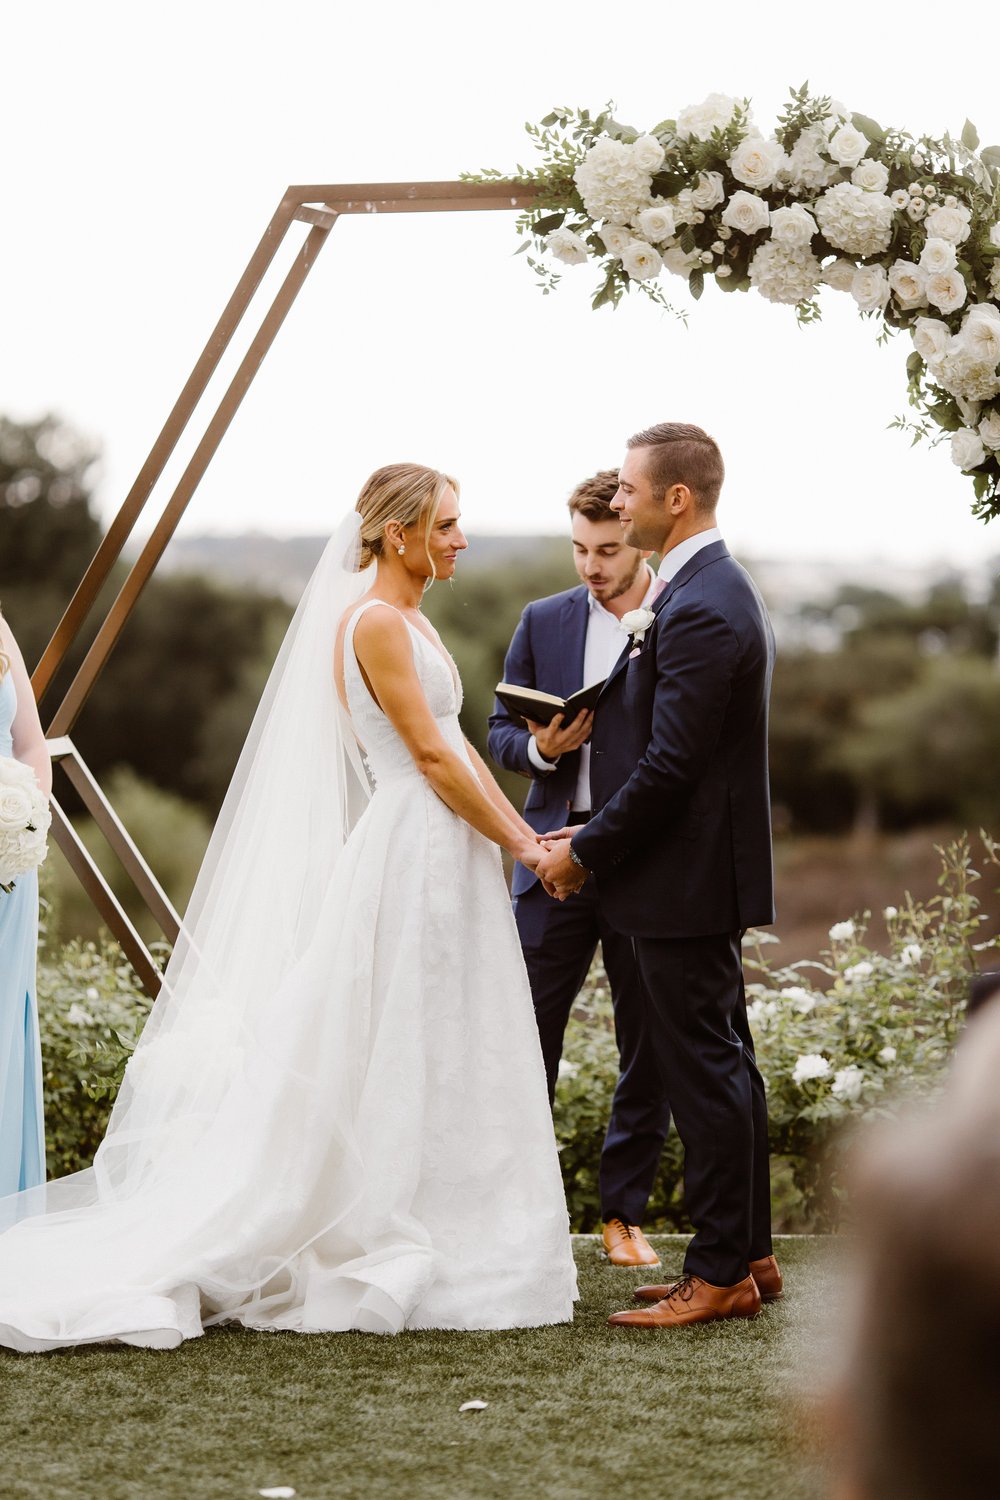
(527, 566, 658, 810)
(657, 527, 723, 583)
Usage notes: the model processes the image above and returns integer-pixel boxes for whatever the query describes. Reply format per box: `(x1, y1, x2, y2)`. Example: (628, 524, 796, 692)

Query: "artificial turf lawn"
(0, 1235, 840, 1500)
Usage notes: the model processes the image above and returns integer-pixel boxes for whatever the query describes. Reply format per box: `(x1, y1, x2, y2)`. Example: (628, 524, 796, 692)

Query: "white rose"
(620, 606, 656, 636)
(769, 204, 817, 246)
(621, 240, 663, 282)
(829, 919, 856, 942)
(749, 241, 822, 305)
(912, 316, 952, 360)
(878, 1045, 897, 1063)
(925, 268, 968, 315)
(545, 228, 590, 266)
(962, 309, 1000, 366)
(690, 171, 725, 211)
(720, 190, 771, 235)
(832, 1065, 865, 1102)
(923, 183, 937, 199)
(919, 237, 958, 275)
(662, 246, 700, 278)
(890, 189, 910, 210)
(924, 203, 971, 244)
(907, 198, 927, 221)
(632, 134, 665, 173)
(827, 124, 868, 167)
(728, 135, 786, 190)
(599, 224, 634, 256)
(989, 224, 1000, 250)
(0, 785, 33, 831)
(887, 260, 927, 311)
(951, 427, 987, 470)
(852, 159, 890, 193)
(851, 264, 890, 312)
(635, 205, 676, 243)
(675, 92, 740, 141)
(716, 266, 733, 278)
(792, 1053, 831, 1085)
(979, 410, 1000, 450)
(823, 258, 858, 293)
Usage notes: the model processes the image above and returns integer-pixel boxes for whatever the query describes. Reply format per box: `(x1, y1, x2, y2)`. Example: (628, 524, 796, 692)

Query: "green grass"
(0, 1236, 839, 1500)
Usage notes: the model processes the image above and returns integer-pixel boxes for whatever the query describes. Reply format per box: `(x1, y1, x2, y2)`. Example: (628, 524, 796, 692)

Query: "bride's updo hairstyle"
(355, 463, 460, 576)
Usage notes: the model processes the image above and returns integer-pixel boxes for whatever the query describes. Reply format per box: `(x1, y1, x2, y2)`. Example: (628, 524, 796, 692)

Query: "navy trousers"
(514, 877, 670, 1226)
(632, 930, 773, 1286)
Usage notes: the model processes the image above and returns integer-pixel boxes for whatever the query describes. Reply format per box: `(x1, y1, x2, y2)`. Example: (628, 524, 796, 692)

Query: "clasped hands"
(520, 826, 588, 901)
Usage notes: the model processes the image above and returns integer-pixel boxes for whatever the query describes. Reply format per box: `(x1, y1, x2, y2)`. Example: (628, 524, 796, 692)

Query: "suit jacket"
(571, 541, 776, 940)
(487, 584, 591, 897)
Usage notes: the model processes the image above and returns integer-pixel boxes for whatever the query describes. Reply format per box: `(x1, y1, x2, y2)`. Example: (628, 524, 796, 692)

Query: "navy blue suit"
(572, 541, 775, 1284)
(488, 585, 670, 1226)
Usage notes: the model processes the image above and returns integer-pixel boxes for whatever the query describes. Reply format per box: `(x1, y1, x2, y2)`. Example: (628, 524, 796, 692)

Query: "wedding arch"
(36, 87, 1000, 993)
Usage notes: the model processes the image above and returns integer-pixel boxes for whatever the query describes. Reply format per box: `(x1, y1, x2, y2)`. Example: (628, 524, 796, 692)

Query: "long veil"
(0, 512, 373, 1233)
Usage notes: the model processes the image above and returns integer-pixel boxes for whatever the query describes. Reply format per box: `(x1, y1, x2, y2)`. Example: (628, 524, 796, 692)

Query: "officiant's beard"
(587, 554, 646, 604)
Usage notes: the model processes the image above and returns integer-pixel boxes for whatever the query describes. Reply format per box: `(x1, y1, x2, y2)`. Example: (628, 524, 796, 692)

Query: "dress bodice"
(0, 674, 16, 757)
(343, 601, 466, 785)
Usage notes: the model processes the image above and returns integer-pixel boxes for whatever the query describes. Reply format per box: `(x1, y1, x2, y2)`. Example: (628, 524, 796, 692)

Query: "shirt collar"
(586, 563, 658, 615)
(656, 528, 723, 585)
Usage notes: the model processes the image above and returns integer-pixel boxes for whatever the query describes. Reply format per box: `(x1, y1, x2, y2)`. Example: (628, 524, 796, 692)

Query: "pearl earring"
(397, 545, 406, 556)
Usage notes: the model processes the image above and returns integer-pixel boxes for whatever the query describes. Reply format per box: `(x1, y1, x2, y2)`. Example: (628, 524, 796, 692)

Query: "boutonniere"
(621, 606, 656, 658)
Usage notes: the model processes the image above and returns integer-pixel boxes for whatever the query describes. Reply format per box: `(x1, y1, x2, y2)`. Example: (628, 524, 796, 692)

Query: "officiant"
(488, 471, 669, 1268)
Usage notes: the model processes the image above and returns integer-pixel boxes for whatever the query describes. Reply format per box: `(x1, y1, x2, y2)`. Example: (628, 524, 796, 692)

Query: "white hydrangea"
(634, 205, 676, 243)
(925, 268, 968, 316)
(792, 1053, 831, 1085)
(951, 427, 987, 470)
(545, 228, 590, 265)
(728, 135, 786, 190)
(827, 123, 868, 167)
(769, 204, 817, 246)
(815, 182, 895, 257)
(721, 190, 771, 235)
(852, 159, 890, 193)
(979, 410, 1000, 450)
(919, 237, 958, 275)
(675, 92, 741, 140)
(574, 138, 653, 224)
(621, 240, 663, 281)
(749, 241, 821, 305)
(829, 920, 856, 943)
(991, 263, 1000, 297)
(934, 347, 1000, 402)
(852, 264, 890, 312)
(844, 960, 874, 981)
(785, 124, 839, 192)
(888, 260, 927, 311)
(878, 1045, 897, 1063)
(832, 1065, 865, 1102)
(924, 203, 972, 244)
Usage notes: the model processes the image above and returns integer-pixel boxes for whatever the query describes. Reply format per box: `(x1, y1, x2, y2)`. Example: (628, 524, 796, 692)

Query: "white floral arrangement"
(621, 605, 656, 650)
(0, 754, 51, 892)
(470, 86, 1000, 518)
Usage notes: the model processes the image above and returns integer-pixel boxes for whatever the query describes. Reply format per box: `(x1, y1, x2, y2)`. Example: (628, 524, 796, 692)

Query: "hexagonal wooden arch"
(33, 180, 538, 996)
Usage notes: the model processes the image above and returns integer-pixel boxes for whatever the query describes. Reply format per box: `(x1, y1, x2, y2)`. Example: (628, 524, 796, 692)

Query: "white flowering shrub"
(470, 86, 1000, 518)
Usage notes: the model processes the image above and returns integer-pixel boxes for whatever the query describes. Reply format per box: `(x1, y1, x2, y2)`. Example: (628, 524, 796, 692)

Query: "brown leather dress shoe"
(634, 1253, 783, 1305)
(749, 1254, 783, 1302)
(601, 1219, 661, 1267)
(609, 1273, 761, 1328)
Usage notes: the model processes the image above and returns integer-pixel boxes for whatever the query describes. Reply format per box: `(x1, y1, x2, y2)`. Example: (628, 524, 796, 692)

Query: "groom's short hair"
(627, 422, 724, 513)
(567, 468, 620, 522)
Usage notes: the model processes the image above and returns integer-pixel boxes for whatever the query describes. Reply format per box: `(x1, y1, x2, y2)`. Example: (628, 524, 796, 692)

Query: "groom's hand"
(536, 838, 588, 900)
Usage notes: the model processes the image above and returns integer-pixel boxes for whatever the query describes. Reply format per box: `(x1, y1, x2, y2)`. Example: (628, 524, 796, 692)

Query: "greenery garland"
(469, 86, 1000, 520)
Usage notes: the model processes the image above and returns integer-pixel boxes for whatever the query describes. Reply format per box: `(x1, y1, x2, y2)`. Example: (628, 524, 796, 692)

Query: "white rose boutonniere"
(621, 606, 657, 656)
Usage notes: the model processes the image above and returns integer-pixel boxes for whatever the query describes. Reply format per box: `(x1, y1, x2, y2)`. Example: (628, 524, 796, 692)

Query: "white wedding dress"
(0, 589, 575, 1350)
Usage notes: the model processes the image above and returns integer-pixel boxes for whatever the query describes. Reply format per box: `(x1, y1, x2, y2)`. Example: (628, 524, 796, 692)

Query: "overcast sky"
(4, 0, 1000, 568)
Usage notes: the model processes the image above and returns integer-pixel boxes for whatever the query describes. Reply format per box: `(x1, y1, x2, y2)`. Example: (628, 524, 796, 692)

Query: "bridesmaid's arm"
(1, 619, 52, 797)
(352, 609, 539, 868)
(463, 740, 536, 843)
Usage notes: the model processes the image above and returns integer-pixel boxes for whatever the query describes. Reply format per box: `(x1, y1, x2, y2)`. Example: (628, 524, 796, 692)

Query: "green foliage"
(35, 923, 153, 1177)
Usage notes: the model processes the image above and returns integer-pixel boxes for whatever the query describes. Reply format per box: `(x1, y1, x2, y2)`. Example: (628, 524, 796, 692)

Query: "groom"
(536, 422, 781, 1329)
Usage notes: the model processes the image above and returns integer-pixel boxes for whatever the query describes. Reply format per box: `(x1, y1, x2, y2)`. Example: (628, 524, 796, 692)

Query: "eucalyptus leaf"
(962, 119, 980, 152)
(980, 146, 1000, 169)
(852, 113, 885, 145)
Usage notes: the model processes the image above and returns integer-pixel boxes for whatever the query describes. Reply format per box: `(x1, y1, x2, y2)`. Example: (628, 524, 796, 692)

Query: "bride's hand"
(514, 839, 542, 872)
(539, 825, 576, 843)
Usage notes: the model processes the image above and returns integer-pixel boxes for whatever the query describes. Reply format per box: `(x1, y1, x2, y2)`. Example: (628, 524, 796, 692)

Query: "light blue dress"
(0, 672, 45, 1195)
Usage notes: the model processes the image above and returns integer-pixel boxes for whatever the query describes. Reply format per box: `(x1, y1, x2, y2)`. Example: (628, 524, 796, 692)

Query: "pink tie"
(651, 577, 667, 602)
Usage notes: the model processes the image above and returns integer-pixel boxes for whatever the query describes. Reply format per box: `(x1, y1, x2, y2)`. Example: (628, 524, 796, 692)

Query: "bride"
(0, 463, 576, 1350)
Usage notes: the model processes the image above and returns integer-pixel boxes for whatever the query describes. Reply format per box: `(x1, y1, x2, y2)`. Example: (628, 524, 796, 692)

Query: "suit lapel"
(598, 540, 731, 697)
(561, 586, 591, 696)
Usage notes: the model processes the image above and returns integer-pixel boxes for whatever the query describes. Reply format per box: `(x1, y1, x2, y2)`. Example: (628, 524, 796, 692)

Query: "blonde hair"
(355, 463, 459, 575)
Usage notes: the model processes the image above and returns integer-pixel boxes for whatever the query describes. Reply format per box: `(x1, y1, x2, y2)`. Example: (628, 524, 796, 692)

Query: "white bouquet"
(0, 755, 51, 893)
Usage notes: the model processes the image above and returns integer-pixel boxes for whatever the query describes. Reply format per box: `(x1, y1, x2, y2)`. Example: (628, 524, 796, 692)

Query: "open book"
(494, 678, 605, 728)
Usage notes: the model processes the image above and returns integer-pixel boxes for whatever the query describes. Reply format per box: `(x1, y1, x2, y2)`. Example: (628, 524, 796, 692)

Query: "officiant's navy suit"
(488, 584, 670, 1227)
(572, 541, 776, 1286)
